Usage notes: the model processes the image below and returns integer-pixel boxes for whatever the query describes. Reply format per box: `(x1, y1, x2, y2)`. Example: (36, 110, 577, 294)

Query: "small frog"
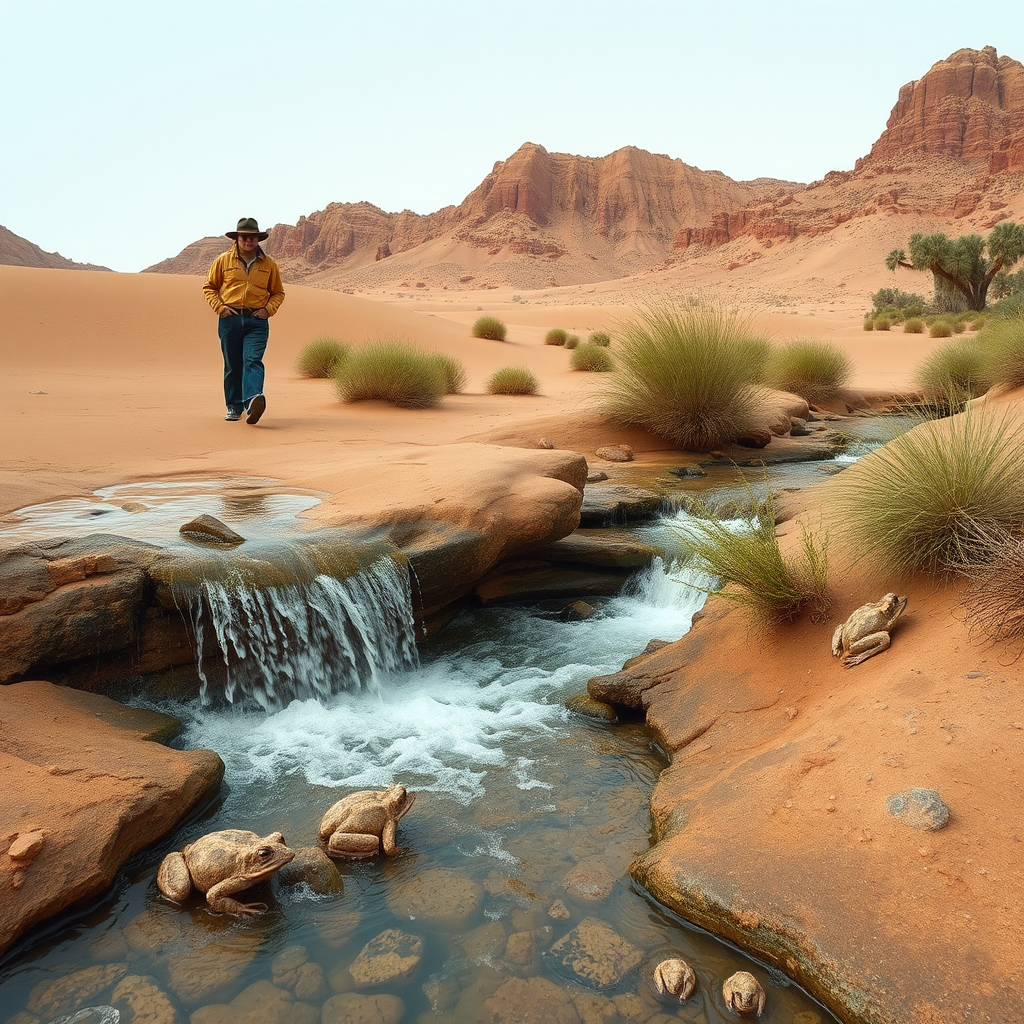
(831, 593, 907, 667)
(318, 784, 416, 858)
(156, 829, 294, 917)
(653, 958, 697, 1001)
(723, 971, 766, 1015)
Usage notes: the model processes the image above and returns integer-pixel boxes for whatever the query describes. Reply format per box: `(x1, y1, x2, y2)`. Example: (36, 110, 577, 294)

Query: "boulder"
(579, 485, 663, 527)
(0, 681, 224, 960)
(178, 514, 244, 545)
(545, 918, 643, 990)
(486, 977, 582, 1024)
(321, 992, 405, 1024)
(349, 929, 424, 987)
(595, 445, 634, 463)
(190, 980, 318, 1024)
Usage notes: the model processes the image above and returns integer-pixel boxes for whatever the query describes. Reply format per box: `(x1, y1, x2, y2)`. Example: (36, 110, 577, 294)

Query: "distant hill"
(0, 225, 108, 271)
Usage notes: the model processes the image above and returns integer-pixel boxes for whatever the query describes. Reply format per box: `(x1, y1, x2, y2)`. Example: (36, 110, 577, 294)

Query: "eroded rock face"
(0, 681, 224, 961)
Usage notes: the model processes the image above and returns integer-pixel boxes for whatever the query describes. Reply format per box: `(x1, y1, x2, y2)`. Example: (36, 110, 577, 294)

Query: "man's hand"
(219, 308, 239, 318)
(255, 308, 269, 319)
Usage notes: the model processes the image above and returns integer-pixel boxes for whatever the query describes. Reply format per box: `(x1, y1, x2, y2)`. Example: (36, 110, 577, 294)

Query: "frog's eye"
(257, 847, 273, 859)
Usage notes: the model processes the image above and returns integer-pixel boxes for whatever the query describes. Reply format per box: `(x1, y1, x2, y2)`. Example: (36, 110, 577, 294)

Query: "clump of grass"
(762, 340, 851, 403)
(429, 351, 468, 394)
(977, 308, 1024, 389)
(599, 304, 770, 450)
(333, 338, 447, 408)
(873, 317, 891, 331)
(863, 318, 874, 332)
(829, 408, 1024, 576)
(677, 491, 831, 625)
(296, 336, 349, 378)
(486, 366, 539, 395)
(544, 328, 568, 346)
(588, 331, 611, 347)
(929, 320, 953, 338)
(913, 338, 991, 410)
(564, 335, 579, 350)
(472, 316, 507, 341)
(570, 343, 614, 372)
(903, 317, 924, 334)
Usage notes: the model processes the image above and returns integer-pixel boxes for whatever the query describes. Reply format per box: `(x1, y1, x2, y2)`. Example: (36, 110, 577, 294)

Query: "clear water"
(0, 552, 836, 1023)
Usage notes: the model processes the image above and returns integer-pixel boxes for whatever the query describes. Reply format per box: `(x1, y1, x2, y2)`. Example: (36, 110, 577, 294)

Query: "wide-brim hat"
(226, 217, 269, 241)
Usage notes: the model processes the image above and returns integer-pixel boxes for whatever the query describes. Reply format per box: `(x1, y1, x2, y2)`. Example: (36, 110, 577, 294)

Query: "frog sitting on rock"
(318, 784, 416, 859)
(157, 829, 295, 917)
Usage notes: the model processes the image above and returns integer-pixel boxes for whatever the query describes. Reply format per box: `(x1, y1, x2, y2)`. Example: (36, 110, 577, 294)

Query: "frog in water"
(318, 784, 416, 858)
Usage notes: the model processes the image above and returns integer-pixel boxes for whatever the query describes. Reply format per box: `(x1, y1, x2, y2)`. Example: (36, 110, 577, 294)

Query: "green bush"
(485, 366, 539, 395)
(598, 304, 769, 450)
(830, 408, 1024, 575)
(677, 492, 830, 624)
(977, 308, 1024, 389)
(570, 343, 614, 372)
(762, 340, 852, 403)
(564, 335, 579, 350)
(588, 331, 611, 347)
(429, 351, 468, 394)
(544, 328, 568, 346)
(863, 317, 874, 332)
(472, 316, 507, 341)
(903, 318, 924, 333)
(929, 320, 953, 338)
(871, 287, 927, 313)
(873, 317, 891, 331)
(914, 338, 991, 409)
(296, 336, 349, 378)
(333, 338, 447, 408)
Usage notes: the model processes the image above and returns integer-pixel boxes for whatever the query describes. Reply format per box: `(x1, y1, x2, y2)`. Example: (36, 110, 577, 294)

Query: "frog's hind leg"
(205, 876, 269, 917)
(327, 832, 381, 858)
(843, 631, 891, 667)
(156, 851, 194, 903)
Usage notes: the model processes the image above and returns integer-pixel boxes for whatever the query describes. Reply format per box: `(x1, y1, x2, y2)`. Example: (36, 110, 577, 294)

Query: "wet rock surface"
(349, 929, 424, 987)
(545, 918, 643, 990)
(386, 867, 484, 929)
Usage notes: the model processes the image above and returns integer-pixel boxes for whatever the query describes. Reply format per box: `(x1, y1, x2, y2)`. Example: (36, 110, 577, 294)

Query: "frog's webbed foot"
(209, 897, 268, 918)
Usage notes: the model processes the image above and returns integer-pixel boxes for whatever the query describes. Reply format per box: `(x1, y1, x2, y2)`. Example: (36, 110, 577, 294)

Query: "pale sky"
(2, 0, 1020, 272)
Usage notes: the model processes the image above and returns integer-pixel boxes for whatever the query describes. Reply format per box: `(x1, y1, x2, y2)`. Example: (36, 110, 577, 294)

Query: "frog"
(653, 957, 697, 1001)
(317, 784, 416, 858)
(831, 592, 908, 668)
(722, 971, 766, 1015)
(156, 829, 295, 917)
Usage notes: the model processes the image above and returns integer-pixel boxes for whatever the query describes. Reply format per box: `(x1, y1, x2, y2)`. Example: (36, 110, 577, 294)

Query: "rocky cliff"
(0, 225, 108, 272)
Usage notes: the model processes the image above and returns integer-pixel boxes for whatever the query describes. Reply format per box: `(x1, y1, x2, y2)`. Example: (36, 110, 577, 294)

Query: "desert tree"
(885, 222, 1024, 312)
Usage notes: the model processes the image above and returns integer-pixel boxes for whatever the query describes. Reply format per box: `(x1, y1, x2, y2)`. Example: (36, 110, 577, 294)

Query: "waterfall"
(177, 554, 419, 710)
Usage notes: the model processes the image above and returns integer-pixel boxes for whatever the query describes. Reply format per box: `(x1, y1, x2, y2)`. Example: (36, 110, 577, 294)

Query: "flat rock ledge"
(0, 680, 224, 960)
(589, 595, 1023, 1024)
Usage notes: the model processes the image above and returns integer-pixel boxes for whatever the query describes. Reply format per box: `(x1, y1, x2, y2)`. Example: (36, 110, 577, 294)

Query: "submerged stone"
(545, 918, 643, 990)
(179, 514, 244, 545)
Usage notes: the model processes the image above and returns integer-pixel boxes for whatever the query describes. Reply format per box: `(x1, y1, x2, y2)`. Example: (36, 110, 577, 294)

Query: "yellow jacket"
(202, 246, 285, 316)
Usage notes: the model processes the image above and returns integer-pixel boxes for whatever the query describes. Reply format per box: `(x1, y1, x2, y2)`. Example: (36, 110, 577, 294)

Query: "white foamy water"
(176, 553, 709, 805)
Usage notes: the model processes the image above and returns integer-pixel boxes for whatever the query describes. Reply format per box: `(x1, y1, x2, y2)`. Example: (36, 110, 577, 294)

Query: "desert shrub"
(296, 336, 349, 378)
(830, 408, 1024, 576)
(485, 366, 539, 395)
(472, 316, 507, 341)
(544, 328, 568, 346)
(599, 304, 769, 450)
(588, 331, 611, 347)
(564, 335, 579, 350)
(904, 304, 924, 317)
(863, 317, 874, 332)
(903, 318, 924, 334)
(871, 287, 926, 313)
(762, 340, 852, 403)
(913, 338, 991, 409)
(333, 338, 447, 408)
(429, 351, 468, 394)
(951, 318, 967, 334)
(676, 493, 830, 624)
(977, 308, 1024, 389)
(873, 317, 891, 331)
(929, 320, 953, 338)
(570, 343, 614, 372)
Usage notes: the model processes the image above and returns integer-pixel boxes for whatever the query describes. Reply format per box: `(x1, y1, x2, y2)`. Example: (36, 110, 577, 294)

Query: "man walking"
(203, 217, 285, 423)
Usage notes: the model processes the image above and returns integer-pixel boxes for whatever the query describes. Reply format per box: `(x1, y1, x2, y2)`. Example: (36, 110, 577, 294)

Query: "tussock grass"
(762, 340, 851, 403)
(430, 352, 468, 394)
(544, 328, 568, 346)
(333, 338, 447, 408)
(677, 492, 831, 625)
(472, 316, 507, 341)
(830, 408, 1024, 576)
(485, 366, 539, 395)
(599, 304, 769, 450)
(564, 335, 579, 350)
(570, 343, 614, 372)
(296, 336, 349, 378)
(903, 318, 924, 334)
(588, 331, 611, 347)
(929, 320, 953, 338)
(873, 317, 891, 331)
(977, 309, 1024, 389)
(914, 338, 990, 409)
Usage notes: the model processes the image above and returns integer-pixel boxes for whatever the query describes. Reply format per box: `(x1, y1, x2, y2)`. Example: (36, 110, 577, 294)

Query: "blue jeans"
(218, 311, 269, 412)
